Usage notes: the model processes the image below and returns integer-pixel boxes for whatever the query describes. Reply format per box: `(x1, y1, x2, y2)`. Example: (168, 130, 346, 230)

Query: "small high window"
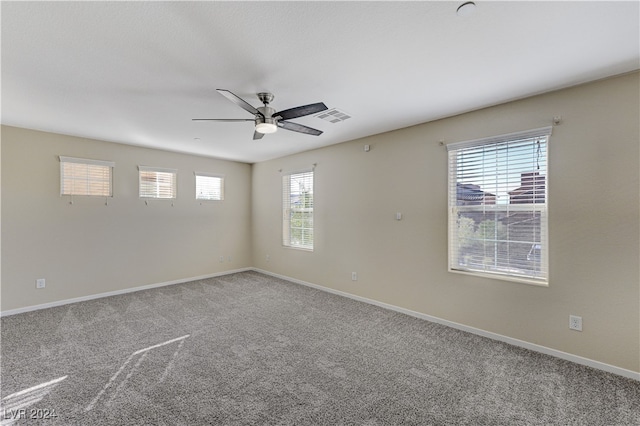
(59, 156, 114, 197)
(195, 173, 224, 201)
(138, 166, 177, 199)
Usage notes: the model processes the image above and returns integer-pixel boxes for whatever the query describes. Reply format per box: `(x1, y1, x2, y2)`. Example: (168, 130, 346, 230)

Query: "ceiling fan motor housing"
(257, 105, 276, 120)
(256, 105, 278, 133)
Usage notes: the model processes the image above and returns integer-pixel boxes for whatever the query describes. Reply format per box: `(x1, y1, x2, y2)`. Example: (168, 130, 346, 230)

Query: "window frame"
(446, 127, 551, 286)
(282, 169, 314, 251)
(59, 156, 114, 197)
(138, 165, 177, 199)
(194, 172, 224, 201)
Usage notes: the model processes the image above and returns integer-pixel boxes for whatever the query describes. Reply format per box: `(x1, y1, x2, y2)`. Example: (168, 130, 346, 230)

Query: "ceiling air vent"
(315, 108, 351, 123)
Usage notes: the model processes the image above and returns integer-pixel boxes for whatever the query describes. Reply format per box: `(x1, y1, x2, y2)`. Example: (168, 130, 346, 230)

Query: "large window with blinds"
(447, 127, 550, 285)
(60, 156, 114, 197)
(282, 170, 314, 250)
(139, 166, 177, 199)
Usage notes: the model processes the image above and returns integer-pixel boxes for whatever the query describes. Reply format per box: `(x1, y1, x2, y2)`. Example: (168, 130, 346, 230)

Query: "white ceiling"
(2, 1, 639, 164)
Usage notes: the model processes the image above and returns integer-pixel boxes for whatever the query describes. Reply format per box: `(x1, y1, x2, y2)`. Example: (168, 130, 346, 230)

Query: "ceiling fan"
(193, 89, 328, 140)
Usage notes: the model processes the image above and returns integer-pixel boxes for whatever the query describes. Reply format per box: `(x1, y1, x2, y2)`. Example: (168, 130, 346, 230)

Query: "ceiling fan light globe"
(255, 122, 278, 134)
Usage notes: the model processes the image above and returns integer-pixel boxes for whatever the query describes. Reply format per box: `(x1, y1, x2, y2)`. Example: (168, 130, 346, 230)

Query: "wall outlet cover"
(569, 315, 583, 331)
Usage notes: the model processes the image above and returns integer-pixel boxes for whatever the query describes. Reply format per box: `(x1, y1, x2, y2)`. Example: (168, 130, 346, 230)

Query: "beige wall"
(251, 72, 640, 372)
(2, 73, 638, 373)
(1, 126, 252, 311)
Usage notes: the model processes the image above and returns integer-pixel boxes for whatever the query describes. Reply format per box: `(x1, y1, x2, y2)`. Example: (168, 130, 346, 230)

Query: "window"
(282, 170, 314, 250)
(59, 156, 114, 197)
(138, 166, 177, 199)
(195, 173, 224, 201)
(447, 127, 551, 285)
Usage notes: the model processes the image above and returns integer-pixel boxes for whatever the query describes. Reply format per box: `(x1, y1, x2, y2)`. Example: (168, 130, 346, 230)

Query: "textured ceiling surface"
(2, 2, 639, 163)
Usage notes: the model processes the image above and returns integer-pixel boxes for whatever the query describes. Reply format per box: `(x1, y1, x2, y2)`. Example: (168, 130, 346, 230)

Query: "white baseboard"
(253, 268, 640, 382)
(0, 268, 252, 317)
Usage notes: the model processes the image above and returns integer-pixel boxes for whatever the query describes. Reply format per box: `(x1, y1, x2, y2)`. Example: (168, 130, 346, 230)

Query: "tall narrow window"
(195, 173, 224, 201)
(447, 127, 550, 285)
(139, 166, 177, 199)
(60, 156, 114, 197)
(282, 170, 314, 250)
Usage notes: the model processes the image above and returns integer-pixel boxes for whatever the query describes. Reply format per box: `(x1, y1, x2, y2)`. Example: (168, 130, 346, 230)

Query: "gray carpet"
(1, 271, 639, 425)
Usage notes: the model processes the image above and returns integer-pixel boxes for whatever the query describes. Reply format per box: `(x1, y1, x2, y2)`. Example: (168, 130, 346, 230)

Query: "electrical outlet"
(219, 256, 224, 263)
(36, 278, 46, 289)
(351, 272, 358, 281)
(266, 254, 270, 262)
(569, 315, 582, 331)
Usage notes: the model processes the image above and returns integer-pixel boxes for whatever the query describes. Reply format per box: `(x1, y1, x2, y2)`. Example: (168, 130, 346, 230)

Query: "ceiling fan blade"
(216, 89, 263, 117)
(253, 131, 265, 140)
(277, 121, 323, 136)
(274, 102, 328, 121)
(192, 118, 254, 122)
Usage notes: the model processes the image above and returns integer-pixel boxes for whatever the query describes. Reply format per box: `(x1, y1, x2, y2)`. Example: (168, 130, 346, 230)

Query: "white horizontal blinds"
(282, 170, 314, 250)
(59, 156, 114, 197)
(138, 166, 177, 199)
(447, 127, 551, 283)
(195, 173, 224, 200)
